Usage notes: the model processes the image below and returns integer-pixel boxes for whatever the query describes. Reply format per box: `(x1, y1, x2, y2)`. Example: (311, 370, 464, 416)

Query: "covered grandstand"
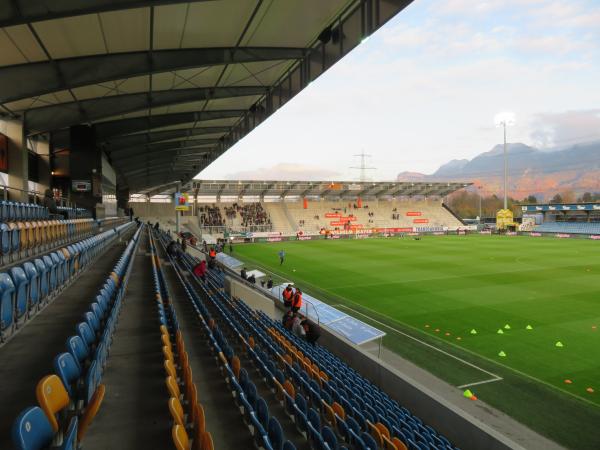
(133, 179, 471, 236)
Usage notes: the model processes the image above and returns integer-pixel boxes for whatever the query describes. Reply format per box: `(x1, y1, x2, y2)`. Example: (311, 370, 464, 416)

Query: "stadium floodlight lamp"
(494, 111, 515, 127)
(494, 111, 516, 209)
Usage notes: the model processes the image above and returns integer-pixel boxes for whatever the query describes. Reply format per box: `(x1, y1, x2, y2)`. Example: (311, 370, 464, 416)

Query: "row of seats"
(148, 232, 214, 450)
(0, 222, 133, 343)
(165, 233, 458, 450)
(1, 219, 96, 263)
(534, 221, 600, 234)
(0, 201, 49, 221)
(156, 230, 300, 450)
(57, 207, 92, 219)
(11, 223, 142, 450)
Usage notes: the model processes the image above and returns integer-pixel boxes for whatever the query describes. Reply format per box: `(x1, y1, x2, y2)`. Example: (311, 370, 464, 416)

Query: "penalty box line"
(335, 304, 504, 388)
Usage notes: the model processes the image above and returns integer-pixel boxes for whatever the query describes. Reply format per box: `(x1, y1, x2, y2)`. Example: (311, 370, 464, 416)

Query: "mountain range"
(397, 141, 600, 200)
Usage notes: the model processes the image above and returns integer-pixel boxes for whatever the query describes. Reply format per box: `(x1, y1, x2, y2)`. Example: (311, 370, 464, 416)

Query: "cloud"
(529, 110, 600, 148)
(223, 163, 341, 181)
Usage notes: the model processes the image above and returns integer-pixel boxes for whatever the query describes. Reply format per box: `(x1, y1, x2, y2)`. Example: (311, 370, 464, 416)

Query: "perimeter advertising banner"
(406, 211, 422, 216)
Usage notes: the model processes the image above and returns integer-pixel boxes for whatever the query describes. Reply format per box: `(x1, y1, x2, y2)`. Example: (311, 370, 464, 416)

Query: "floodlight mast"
(494, 112, 515, 209)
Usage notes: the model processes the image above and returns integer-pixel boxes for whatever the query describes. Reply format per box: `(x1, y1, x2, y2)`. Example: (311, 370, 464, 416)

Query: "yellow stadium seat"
(36, 375, 70, 432)
(166, 376, 181, 399)
(77, 384, 105, 441)
(332, 402, 345, 420)
(376, 422, 391, 440)
(164, 359, 177, 379)
(172, 424, 190, 450)
(392, 437, 408, 450)
(169, 397, 185, 426)
(199, 431, 213, 450)
(163, 345, 174, 361)
(231, 355, 241, 379)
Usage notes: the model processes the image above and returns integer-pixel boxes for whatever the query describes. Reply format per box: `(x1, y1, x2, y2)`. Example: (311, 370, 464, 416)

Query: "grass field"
(233, 235, 600, 449)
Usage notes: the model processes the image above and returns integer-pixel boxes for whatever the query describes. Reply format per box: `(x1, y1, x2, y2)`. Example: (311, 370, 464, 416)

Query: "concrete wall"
(225, 276, 277, 319)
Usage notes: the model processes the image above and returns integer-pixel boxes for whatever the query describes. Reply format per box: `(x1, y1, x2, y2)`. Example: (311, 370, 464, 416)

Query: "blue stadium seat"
(22, 262, 39, 312)
(33, 259, 49, 302)
(42, 255, 57, 293)
(0, 272, 16, 340)
(53, 352, 81, 398)
(66, 335, 89, 371)
(10, 266, 29, 322)
(84, 311, 101, 336)
(323, 426, 338, 450)
(77, 322, 96, 349)
(257, 397, 269, 429)
(0, 223, 11, 256)
(0, 200, 8, 221)
(267, 417, 284, 450)
(11, 406, 54, 450)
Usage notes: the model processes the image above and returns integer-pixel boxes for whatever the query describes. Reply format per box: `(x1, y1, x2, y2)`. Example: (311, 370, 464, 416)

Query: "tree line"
(446, 191, 600, 219)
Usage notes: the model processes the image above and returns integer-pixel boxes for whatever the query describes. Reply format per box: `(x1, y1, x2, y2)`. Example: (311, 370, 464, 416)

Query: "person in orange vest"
(282, 284, 294, 308)
(209, 247, 217, 259)
(291, 288, 303, 313)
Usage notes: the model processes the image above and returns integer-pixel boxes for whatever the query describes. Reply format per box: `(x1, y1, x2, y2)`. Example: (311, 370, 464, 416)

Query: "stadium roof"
(0, 0, 413, 192)
(186, 180, 471, 198)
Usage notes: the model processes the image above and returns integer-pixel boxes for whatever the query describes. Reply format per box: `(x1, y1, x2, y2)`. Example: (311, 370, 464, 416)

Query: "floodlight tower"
(494, 112, 515, 209)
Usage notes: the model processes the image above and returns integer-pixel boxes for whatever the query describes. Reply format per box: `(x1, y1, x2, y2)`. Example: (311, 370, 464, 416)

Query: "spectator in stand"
(181, 239, 187, 253)
(240, 267, 248, 280)
(282, 284, 294, 308)
(292, 314, 306, 338)
(266, 277, 273, 289)
(247, 273, 256, 284)
(302, 319, 321, 344)
(282, 310, 294, 330)
(193, 260, 207, 282)
(291, 288, 303, 313)
(209, 247, 217, 261)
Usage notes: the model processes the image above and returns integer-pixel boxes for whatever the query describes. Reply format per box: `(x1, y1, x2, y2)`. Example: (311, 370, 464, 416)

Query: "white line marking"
(336, 304, 503, 381)
(457, 378, 503, 389)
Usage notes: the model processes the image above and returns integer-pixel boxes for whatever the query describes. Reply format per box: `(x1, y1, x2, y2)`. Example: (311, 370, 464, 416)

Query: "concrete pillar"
(36, 139, 51, 196)
(0, 119, 28, 202)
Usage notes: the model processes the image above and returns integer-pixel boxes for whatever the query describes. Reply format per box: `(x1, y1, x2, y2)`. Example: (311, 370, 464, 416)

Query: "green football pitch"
(233, 235, 600, 449)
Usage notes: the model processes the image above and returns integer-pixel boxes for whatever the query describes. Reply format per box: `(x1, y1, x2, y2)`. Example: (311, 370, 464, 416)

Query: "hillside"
(397, 142, 600, 199)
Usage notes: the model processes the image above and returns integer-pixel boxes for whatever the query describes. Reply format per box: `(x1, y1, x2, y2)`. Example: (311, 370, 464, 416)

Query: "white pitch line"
(336, 304, 503, 381)
(457, 378, 503, 389)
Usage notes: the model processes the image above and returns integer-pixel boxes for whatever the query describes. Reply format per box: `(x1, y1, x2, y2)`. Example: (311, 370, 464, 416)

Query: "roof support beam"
(113, 146, 213, 166)
(110, 138, 219, 156)
(26, 86, 265, 132)
(102, 127, 230, 149)
(0, 47, 304, 105)
(0, 1, 213, 28)
(94, 110, 245, 140)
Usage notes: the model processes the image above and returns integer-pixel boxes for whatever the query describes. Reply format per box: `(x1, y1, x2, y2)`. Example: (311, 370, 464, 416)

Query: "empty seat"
(33, 259, 49, 302)
(10, 266, 29, 322)
(43, 255, 57, 293)
(0, 272, 16, 340)
(54, 352, 82, 398)
(22, 262, 40, 312)
(35, 375, 70, 432)
(66, 335, 89, 371)
(10, 406, 77, 450)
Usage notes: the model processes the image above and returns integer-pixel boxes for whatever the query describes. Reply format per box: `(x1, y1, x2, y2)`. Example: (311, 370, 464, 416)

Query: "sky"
(198, 0, 600, 181)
